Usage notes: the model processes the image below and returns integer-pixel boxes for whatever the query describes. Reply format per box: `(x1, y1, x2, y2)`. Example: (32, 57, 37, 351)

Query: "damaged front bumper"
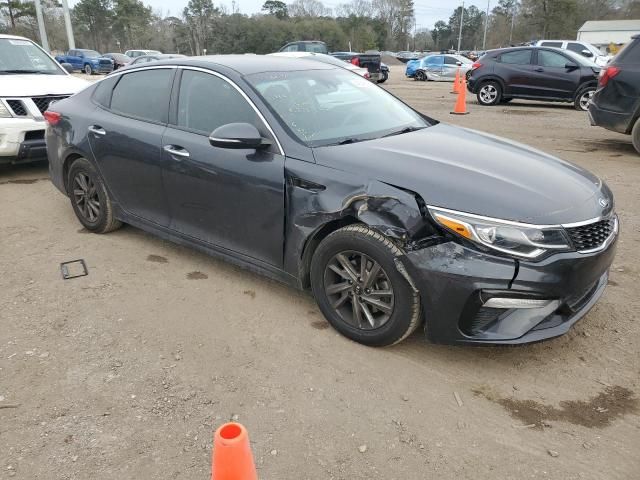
(399, 239, 617, 345)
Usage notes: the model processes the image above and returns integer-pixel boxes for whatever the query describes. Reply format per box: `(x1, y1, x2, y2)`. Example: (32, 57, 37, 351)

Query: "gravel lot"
(1, 66, 639, 479)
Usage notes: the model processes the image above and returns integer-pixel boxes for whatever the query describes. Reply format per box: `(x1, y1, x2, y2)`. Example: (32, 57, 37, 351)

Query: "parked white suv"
(535, 40, 611, 66)
(124, 49, 162, 58)
(0, 34, 88, 164)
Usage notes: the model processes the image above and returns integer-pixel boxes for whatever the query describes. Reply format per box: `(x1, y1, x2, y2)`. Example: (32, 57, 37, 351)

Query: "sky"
(67, 0, 489, 30)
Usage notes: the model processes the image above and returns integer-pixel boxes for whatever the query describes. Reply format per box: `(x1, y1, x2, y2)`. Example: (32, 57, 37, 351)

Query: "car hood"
(2, 74, 89, 97)
(312, 123, 613, 225)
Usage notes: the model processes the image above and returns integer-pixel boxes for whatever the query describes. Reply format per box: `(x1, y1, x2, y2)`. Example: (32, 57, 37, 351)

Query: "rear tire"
(575, 86, 595, 111)
(477, 81, 502, 106)
(67, 158, 122, 234)
(415, 70, 426, 82)
(310, 225, 422, 347)
(632, 118, 640, 155)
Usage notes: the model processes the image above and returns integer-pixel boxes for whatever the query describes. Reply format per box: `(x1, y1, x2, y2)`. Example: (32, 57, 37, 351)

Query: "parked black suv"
(589, 35, 640, 154)
(468, 46, 600, 110)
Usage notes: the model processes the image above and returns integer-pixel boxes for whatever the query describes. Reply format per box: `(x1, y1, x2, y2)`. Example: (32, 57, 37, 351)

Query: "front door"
(161, 68, 285, 267)
(88, 68, 175, 226)
(529, 50, 581, 99)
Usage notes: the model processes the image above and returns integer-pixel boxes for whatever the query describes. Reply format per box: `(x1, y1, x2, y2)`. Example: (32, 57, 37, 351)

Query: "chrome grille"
(6, 100, 27, 116)
(566, 217, 616, 252)
(31, 95, 69, 114)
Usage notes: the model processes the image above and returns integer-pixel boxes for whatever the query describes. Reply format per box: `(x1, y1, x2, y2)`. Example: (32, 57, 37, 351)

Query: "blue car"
(406, 54, 473, 82)
(55, 49, 113, 75)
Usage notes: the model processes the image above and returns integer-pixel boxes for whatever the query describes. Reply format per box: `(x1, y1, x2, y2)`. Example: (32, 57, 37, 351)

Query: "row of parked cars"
(52, 48, 186, 75)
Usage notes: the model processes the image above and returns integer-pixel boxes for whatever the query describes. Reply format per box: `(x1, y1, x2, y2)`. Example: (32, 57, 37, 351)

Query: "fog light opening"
(483, 297, 553, 309)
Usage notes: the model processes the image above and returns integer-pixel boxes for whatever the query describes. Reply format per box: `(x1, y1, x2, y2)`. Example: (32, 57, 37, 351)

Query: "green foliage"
(262, 0, 288, 19)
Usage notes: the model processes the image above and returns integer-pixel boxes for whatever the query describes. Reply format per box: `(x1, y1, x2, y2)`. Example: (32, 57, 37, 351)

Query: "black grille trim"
(7, 100, 27, 116)
(31, 95, 69, 114)
(566, 217, 616, 252)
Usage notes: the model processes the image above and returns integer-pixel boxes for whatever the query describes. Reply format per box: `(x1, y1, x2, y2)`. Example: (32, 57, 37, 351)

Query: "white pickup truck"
(0, 34, 88, 164)
(534, 40, 612, 66)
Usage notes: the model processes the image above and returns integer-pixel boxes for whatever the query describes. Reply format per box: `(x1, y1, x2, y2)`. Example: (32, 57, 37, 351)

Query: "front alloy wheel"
(310, 225, 422, 347)
(324, 251, 395, 330)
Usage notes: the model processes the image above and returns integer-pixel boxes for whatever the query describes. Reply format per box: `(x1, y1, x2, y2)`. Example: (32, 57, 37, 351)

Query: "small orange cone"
(451, 77, 470, 115)
(451, 67, 461, 94)
(212, 423, 258, 480)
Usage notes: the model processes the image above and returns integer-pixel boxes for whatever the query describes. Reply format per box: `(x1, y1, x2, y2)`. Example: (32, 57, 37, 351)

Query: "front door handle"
(163, 145, 190, 158)
(534, 67, 544, 72)
(88, 125, 106, 136)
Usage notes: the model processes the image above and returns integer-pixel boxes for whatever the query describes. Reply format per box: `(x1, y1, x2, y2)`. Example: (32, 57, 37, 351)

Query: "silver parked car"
(412, 54, 473, 82)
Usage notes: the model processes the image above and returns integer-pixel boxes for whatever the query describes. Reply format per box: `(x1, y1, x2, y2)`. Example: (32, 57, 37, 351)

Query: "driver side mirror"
(456, 61, 462, 66)
(581, 49, 594, 58)
(61, 62, 74, 73)
(209, 123, 270, 150)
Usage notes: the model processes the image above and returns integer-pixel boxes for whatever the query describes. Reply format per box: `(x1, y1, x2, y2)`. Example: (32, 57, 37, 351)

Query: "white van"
(534, 40, 611, 66)
(0, 34, 88, 164)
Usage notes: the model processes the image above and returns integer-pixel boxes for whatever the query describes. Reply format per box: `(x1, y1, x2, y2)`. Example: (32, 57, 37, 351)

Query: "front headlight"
(0, 101, 13, 118)
(429, 207, 571, 259)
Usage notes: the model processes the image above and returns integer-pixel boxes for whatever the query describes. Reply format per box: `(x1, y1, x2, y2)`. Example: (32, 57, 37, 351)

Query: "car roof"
(123, 55, 336, 75)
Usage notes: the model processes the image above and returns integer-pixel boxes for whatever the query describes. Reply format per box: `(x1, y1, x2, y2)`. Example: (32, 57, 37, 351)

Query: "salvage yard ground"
(1, 67, 639, 479)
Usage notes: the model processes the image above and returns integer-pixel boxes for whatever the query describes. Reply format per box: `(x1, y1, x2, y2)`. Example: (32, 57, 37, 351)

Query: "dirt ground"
(1, 67, 639, 480)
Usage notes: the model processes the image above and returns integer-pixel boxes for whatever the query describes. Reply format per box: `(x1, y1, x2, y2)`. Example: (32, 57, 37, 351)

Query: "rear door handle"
(534, 67, 544, 72)
(163, 145, 190, 158)
(88, 125, 106, 136)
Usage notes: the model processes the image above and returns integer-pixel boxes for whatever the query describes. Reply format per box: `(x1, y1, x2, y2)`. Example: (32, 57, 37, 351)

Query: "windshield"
(0, 38, 64, 75)
(306, 53, 355, 68)
(82, 50, 101, 58)
(247, 69, 430, 147)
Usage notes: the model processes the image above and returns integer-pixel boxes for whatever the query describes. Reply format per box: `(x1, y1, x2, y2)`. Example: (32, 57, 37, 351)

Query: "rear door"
(88, 67, 175, 226)
(529, 49, 580, 99)
(67, 50, 81, 69)
(495, 49, 534, 96)
(424, 55, 444, 79)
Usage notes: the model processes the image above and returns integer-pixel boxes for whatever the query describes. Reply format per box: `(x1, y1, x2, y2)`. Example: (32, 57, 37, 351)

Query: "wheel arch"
(574, 80, 598, 100)
(475, 75, 506, 92)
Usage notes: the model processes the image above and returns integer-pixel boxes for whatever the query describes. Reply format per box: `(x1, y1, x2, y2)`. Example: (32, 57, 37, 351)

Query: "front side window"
(110, 69, 173, 123)
(567, 42, 585, 53)
(538, 50, 569, 68)
(176, 70, 259, 135)
(82, 50, 100, 58)
(247, 69, 430, 147)
(500, 50, 532, 65)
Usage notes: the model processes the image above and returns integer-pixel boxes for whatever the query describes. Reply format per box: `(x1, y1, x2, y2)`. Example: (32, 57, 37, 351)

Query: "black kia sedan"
(468, 46, 600, 110)
(45, 56, 618, 347)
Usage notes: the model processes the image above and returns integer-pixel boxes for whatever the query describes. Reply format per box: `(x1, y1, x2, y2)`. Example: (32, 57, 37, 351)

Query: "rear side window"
(176, 70, 259, 135)
(615, 39, 640, 65)
(538, 50, 569, 67)
(499, 50, 532, 65)
(92, 75, 119, 107)
(444, 56, 458, 65)
(425, 56, 443, 65)
(110, 69, 173, 123)
(567, 42, 585, 53)
(541, 42, 562, 48)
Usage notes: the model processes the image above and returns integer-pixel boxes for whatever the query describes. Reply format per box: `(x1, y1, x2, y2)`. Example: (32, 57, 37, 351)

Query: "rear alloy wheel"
(575, 87, 595, 111)
(68, 158, 122, 233)
(415, 70, 427, 82)
(477, 81, 502, 106)
(632, 118, 640, 155)
(84, 64, 93, 75)
(310, 225, 421, 347)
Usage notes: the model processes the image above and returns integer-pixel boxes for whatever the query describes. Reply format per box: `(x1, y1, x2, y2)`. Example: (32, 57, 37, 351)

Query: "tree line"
(1, 0, 638, 55)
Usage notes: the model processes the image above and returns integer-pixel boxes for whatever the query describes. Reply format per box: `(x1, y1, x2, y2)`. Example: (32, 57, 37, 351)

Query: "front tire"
(477, 81, 502, 106)
(632, 118, 640, 155)
(310, 225, 422, 347)
(84, 64, 93, 75)
(68, 158, 122, 234)
(575, 86, 595, 111)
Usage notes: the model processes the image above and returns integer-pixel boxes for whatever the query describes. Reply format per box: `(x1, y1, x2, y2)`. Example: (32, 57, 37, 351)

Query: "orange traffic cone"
(451, 67, 460, 94)
(451, 77, 469, 115)
(212, 423, 258, 480)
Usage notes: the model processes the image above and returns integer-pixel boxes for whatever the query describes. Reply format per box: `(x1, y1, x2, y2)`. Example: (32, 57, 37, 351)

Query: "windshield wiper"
(0, 69, 53, 74)
(321, 137, 368, 147)
(382, 126, 426, 138)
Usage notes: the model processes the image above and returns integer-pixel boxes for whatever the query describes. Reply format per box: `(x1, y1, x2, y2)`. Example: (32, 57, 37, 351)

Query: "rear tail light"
(43, 110, 61, 125)
(350, 57, 360, 67)
(471, 62, 482, 70)
(599, 66, 620, 87)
